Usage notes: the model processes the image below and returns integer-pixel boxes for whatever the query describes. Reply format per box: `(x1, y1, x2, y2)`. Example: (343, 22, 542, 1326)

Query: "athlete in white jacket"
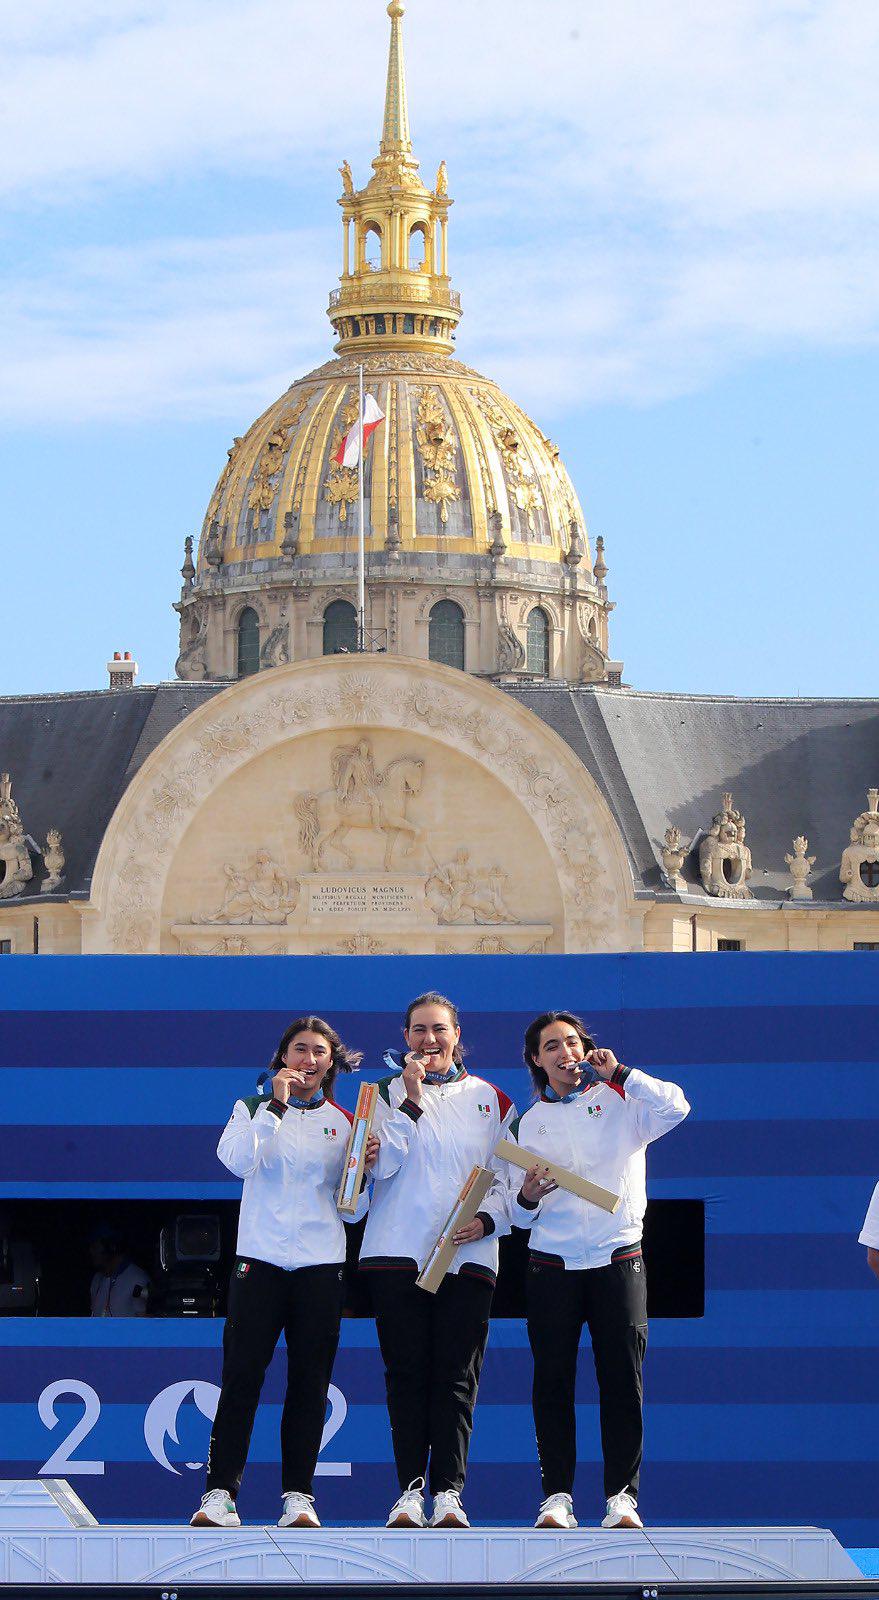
(191, 1015, 375, 1533)
(360, 991, 515, 1532)
(502, 1010, 689, 1534)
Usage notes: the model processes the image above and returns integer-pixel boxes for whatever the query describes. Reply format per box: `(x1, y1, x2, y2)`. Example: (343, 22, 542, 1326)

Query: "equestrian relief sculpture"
(295, 739, 424, 871)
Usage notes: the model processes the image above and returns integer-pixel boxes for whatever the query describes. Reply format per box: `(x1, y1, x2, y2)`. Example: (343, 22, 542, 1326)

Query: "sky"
(1, 0, 878, 698)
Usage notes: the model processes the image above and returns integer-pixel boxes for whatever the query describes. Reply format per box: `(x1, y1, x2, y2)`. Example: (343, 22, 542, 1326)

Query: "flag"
(333, 393, 385, 468)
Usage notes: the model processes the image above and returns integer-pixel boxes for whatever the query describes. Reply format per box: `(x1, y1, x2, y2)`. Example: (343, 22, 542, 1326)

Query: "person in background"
(360, 991, 515, 1532)
(502, 1011, 689, 1534)
(859, 1181, 879, 1280)
(89, 1227, 150, 1317)
(191, 1014, 377, 1533)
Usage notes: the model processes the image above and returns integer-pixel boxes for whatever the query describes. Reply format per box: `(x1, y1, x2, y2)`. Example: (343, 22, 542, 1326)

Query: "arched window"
(428, 600, 465, 671)
(408, 223, 428, 271)
(323, 599, 358, 656)
(526, 607, 550, 675)
(363, 223, 382, 271)
(237, 607, 260, 679)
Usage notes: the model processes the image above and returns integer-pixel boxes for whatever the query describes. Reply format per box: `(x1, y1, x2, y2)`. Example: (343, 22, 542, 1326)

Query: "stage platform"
(0, 1483, 872, 1594)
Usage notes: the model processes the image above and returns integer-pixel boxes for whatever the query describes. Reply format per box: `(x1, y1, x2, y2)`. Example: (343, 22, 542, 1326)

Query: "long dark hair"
(523, 1010, 595, 1098)
(262, 1015, 362, 1101)
(404, 991, 465, 1066)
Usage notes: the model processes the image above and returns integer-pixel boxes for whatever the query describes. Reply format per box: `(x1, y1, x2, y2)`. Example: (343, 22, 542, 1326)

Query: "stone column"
(291, 589, 310, 662)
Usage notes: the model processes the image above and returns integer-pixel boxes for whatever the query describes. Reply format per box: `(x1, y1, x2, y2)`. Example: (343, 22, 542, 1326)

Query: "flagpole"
(357, 363, 365, 651)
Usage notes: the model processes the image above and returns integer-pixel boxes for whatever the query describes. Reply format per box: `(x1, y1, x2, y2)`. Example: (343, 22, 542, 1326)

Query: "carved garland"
(100, 670, 623, 954)
(247, 396, 310, 523)
(470, 391, 545, 534)
(414, 387, 460, 526)
(291, 389, 334, 520)
(324, 394, 361, 523)
(300, 352, 485, 383)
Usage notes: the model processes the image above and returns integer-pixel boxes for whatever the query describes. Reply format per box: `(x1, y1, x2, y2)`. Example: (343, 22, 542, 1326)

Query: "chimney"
(107, 650, 138, 690)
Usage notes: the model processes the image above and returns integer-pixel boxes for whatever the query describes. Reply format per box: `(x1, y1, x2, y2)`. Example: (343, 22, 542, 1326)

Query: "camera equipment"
(153, 1214, 222, 1317)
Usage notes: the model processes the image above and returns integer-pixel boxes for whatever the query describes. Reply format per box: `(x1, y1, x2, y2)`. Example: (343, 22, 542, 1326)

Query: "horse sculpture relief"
(295, 739, 424, 871)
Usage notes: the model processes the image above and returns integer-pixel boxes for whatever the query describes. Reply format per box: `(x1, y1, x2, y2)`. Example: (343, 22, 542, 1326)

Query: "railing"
(328, 285, 461, 311)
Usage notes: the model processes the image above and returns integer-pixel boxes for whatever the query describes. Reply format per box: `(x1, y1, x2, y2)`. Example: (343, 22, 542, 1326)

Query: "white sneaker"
(386, 1478, 427, 1529)
(190, 1489, 241, 1528)
(279, 1491, 320, 1529)
(535, 1492, 577, 1529)
(601, 1490, 643, 1529)
(429, 1489, 470, 1529)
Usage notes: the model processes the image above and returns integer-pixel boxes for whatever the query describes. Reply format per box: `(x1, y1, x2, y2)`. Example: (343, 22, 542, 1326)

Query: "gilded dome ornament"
(178, 0, 617, 690)
(324, 396, 363, 524)
(416, 387, 460, 526)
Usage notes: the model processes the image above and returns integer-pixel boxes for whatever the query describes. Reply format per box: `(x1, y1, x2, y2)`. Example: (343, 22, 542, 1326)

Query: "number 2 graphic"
(38, 1380, 105, 1476)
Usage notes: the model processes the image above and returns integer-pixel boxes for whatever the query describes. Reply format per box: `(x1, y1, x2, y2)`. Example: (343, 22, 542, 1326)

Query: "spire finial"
(381, 0, 411, 155)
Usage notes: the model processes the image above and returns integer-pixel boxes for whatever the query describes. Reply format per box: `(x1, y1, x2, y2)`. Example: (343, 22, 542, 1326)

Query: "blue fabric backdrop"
(0, 953, 876, 1538)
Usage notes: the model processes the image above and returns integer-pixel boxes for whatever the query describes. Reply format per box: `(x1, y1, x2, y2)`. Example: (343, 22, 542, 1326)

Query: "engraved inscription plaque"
(306, 875, 424, 924)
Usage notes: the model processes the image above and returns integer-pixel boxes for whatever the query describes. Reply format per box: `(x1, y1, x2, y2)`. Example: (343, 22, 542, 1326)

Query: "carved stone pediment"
(94, 657, 634, 955)
(699, 792, 752, 899)
(840, 788, 879, 903)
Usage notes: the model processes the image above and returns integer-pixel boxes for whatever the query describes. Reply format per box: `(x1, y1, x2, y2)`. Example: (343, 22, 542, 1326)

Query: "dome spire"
(381, 2, 412, 156)
(327, 1, 462, 356)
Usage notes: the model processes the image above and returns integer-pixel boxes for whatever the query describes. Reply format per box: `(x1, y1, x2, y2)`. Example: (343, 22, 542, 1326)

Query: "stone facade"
(86, 658, 633, 956)
(2, 7, 877, 963)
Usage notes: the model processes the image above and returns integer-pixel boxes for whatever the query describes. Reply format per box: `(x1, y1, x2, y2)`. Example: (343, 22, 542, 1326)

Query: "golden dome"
(181, 2, 615, 691)
(196, 2, 590, 578)
(197, 349, 590, 576)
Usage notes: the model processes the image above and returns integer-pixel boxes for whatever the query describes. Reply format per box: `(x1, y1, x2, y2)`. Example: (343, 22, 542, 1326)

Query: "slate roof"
(0, 683, 223, 899)
(1, 678, 877, 905)
(507, 685, 879, 902)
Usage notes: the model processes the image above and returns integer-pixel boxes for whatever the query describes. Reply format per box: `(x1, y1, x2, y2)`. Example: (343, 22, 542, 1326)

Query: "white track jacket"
(504, 1068, 690, 1270)
(361, 1068, 516, 1282)
(218, 1093, 367, 1272)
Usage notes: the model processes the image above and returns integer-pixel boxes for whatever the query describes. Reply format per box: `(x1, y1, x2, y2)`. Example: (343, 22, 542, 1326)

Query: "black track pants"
(367, 1266, 494, 1495)
(206, 1257, 344, 1500)
(526, 1251, 648, 1502)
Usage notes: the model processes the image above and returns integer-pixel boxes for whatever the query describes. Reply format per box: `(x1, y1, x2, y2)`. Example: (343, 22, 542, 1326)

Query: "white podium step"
(0, 1517, 863, 1587)
(0, 1479, 97, 1530)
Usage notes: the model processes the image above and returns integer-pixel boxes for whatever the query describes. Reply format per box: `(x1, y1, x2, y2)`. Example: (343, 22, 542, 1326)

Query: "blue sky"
(2, 0, 877, 698)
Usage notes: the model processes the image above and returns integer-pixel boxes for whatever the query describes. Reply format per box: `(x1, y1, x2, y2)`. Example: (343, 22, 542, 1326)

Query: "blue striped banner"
(0, 952, 877, 1540)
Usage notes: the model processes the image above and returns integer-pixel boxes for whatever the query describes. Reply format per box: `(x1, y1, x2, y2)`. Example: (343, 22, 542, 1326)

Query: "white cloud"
(0, 231, 337, 423)
(4, 0, 878, 218)
(1, 0, 878, 421)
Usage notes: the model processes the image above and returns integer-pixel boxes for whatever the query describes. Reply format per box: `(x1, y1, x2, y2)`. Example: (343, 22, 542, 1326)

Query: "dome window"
(403, 313, 415, 334)
(526, 607, 550, 675)
(375, 314, 387, 335)
(323, 599, 358, 656)
(408, 222, 429, 272)
(363, 222, 382, 271)
(237, 607, 260, 679)
(429, 600, 465, 671)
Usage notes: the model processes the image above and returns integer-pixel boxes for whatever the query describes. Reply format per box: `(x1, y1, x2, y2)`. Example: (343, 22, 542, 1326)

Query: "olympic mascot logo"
(143, 1380, 220, 1475)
